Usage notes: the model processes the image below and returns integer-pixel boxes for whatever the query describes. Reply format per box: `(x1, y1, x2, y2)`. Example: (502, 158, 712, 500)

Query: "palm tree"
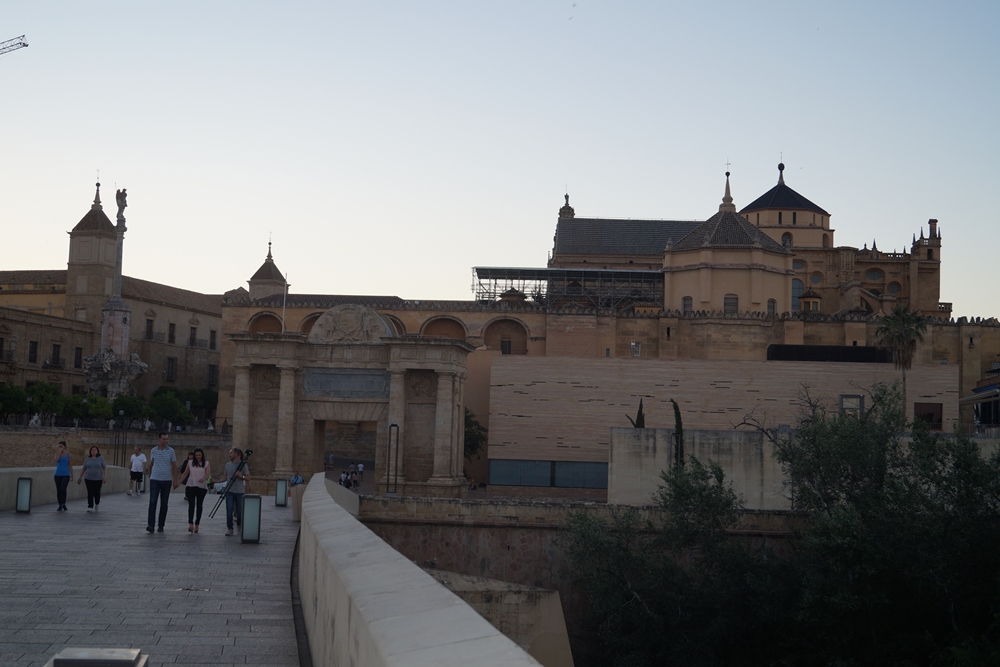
(875, 304, 927, 422)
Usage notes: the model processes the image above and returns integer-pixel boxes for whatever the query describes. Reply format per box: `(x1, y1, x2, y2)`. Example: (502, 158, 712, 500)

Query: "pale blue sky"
(2, 2, 997, 318)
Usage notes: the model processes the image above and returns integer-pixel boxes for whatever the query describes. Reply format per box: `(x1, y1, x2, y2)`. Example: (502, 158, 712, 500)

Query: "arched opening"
(421, 318, 466, 341)
(383, 315, 406, 336)
(483, 319, 528, 355)
(299, 313, 323, 334)
(781, 232, 793, 247)
(927, 249, 934, 260)
(822, 233, 830, 248)
(767, 299, 777, 316)
(248, 312, 282, 333)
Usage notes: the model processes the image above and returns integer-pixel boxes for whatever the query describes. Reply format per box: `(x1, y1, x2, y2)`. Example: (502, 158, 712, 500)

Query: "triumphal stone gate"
(229, 303, 474, 497)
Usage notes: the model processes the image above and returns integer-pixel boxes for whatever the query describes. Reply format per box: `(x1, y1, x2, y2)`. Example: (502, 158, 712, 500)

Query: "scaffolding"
(472, 267, 663, 311)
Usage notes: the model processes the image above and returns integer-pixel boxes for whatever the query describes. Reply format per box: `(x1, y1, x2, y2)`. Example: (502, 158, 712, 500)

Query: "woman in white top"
(179, 448, 211, 533)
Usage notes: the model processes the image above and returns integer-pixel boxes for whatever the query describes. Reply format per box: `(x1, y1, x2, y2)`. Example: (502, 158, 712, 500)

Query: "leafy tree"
(26, 381, 64, 423)
(149, 392, 194, 426)
(626, 397, 645, 428)
(464, 408, 487, 460)
(875, 304, 927, 418)
(199, 388, 219, 413)
(86, 395, 114, 421)
(112, 394, 147, 424)
(61, 393, 89, 421)
(0, 383, 29, 423)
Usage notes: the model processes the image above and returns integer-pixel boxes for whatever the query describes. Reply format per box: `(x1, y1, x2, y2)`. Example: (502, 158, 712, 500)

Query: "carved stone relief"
(253, 365, 281, 399)
(303, 368, 390, 399)
(307, 304, 394, 345)
(406, 370, 437, 401)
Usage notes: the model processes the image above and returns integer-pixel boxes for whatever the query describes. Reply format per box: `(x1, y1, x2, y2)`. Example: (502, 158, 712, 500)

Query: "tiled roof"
(72, 208, 116, 234)
(741, 182, 829, 215)
(553, 218, 702, 256)
(120, 277, 222, 315)
(671, 211, 789, 252)
(253, 294, 406, 309)
(0, 270, 67, 285)
(251, 258, 285, 282)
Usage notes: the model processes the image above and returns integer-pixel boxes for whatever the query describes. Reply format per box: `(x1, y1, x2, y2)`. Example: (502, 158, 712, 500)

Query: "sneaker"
(94, 505, 99, 512)
(127, 491, 132, 496)
(146, 526, 154, 533)
(226, 529, 234, 536)
(157, 526, 164, 533)
(87, 508, 94, 513)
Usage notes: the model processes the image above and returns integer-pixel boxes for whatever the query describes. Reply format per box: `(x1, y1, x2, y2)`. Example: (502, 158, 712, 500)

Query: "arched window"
(822, 233, 830, 248)
(927, 249, 934, 260)
(682, 296, 693, 315)
(483, 319, 528, 355)
(866, 269, 884, 282)
(421, 318, 466, 341)
(767, 299, 777, 316)
(299, 313, 323, 334)
(792, 279, 804, 312)
(248, 312, 282, 333)
(724, 294, 738, 315)
(781, 232, 792, 247)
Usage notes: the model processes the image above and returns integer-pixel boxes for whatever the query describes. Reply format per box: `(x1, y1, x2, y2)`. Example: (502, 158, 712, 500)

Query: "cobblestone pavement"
(0, 488, 300, 666)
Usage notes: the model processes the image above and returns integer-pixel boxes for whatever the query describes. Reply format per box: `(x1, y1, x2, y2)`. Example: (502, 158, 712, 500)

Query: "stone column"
(384, 369, 407, 485)
(451, 373, 466, 477)
(232, 363, 251, 453)
(274, 363, 297, 475)
(431, 371, 456, 479)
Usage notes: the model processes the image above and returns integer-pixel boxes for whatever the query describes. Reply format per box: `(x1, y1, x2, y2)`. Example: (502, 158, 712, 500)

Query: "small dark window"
(811, 273, 822, 284)
(500, 338, 512, 355)
(840, 394, 864, 417)
(168, 323, 176, 344)
(666, 327, 671, 340)
(682, 296, 693, 315)
(145, 319, 154, 340)
(51, 344, 61, 365)
(927, 249, 934, 260)
(74, 347, 83, 368)
(28, 341, 38, 364)
(71, 385, 85, 395)
(189, 327, 197, 347)
(767, 299, 777, 316)
(166, 357, 177, 382)
(792, 211, 797, 225)
(778, 212, 783, 225)
(724, 294, 738, 315)
(631, 341, 641, 357)
(887, 282, 901, 295)
(605, 348, 611, 358)
(914, 402, 943, 431)
(209, 330, 217, 350)
(782, 232, 792, 247)
(208, 364, 218, 386)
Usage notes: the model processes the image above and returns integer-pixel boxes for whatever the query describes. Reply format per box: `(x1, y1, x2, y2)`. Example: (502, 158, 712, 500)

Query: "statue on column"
(115, 188, 127, 221)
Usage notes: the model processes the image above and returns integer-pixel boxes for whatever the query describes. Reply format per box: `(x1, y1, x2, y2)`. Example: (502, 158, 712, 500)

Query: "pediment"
(306, 303, 395, 345)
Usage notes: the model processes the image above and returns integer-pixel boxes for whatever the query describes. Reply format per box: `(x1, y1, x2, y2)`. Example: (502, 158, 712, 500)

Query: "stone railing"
(0, 466, 129, 511)
(298, 474, 540, 666)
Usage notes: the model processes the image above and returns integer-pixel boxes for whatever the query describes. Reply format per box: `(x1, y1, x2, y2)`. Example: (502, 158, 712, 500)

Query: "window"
(74, 347, 83, 369)
(209, 330, 217, 350)
(71, 385, 85, 395)
(51, 344, 61, 366)
(811, 273, 822, 285)
(724, 294, 738, 315)
(792, 211, 797, 226)
(792, 279, 804, 312)
(631, 341, 641, 357)
(682, 296, 693, 315)
(781, 232, 792, 247)
(168, 323, 176, 344)
(208, 364, 218, 387)
(767, 299, 777, 316)
(887, 282, 901, 295)
(145, 319, 154, 340)
(866, 269, 884, 282)
(28, 341, 38, 364)
(914, 402, 943, 431)
(166, 357, 177, 382)
(778, 212, 783, 225)
(840, 394, 864, 418)
(488, 460, 608, 489)
(927, 249, 934, 260)
(500, 338, 512, 355)
(554, 462, 608, 489)
(189, 327, 197, 347)
(793, 260, 806, 270)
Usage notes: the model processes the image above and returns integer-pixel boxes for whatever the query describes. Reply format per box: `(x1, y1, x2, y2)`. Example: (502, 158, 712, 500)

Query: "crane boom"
(0, 35, 28, 57)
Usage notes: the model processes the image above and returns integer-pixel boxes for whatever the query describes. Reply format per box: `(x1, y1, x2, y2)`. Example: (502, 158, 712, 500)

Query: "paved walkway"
(0, 488, 301, 667)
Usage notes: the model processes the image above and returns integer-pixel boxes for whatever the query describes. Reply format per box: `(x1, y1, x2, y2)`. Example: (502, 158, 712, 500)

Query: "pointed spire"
(777, 162, 785, 185)
(92, 182, 103, 211)
(872, 239, 878, 252)
(558, 193, 575, 219)
(719, 171, 736, 213)
(267, 240, 273, 260)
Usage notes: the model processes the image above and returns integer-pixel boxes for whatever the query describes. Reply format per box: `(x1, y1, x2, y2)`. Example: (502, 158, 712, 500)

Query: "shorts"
(130, 470, 144, 482)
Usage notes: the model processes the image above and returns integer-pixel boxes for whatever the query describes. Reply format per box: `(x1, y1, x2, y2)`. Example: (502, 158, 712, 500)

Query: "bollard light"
(16, 477, 32, 513)
(275, 478, 288, 507)
(241, 494, 262, 544)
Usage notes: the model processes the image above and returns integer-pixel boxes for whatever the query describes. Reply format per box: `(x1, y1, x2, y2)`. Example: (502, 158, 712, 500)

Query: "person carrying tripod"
(215, 448, 250, 536)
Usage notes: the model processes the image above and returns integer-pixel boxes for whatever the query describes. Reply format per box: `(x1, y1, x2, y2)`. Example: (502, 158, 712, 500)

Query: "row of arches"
(246, 312, 530, 354)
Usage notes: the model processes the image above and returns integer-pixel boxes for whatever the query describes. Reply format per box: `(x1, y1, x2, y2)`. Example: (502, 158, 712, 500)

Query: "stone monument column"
(232, 363, 251, 452)
(451, 373, 467, 477)
(385, 369, 407, 484)
(274, 363, 297, 474)
(431, 371, 456, 479)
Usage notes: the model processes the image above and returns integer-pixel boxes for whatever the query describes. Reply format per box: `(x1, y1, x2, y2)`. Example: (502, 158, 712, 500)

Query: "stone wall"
(0, 466, 130, 510)
(297, 474, 540, 666)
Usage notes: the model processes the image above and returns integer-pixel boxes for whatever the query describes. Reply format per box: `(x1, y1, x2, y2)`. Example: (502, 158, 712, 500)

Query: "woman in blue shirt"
(54, 441, 72, 512)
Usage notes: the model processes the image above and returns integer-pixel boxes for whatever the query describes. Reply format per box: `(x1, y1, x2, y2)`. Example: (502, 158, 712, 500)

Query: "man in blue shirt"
(146, 432, 178, 533)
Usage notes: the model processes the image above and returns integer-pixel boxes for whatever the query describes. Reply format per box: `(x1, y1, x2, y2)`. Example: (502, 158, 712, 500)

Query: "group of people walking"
(53, 435, 250, 536)
(338, 461, 363, 491)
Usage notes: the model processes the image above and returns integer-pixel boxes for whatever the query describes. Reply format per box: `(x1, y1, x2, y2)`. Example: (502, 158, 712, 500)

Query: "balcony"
(938, 302, 953, 312)
(43, 358, 64, 369)
(188, 339, 209, 349)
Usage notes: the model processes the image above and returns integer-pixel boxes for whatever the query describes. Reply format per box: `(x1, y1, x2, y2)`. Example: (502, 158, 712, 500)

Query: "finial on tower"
(267, 240, 273, 260)
(559, 193, 575, 219)
(92, 182, 103, 211)
(719, 171, 736, 213)
(777, 162, 785, 185)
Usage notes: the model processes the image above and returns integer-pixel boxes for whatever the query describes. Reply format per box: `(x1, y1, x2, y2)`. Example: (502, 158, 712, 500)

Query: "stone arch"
(383, 314, 406, 336)
(421, 317, 466, 341)
(248, 312, 283, 333)
(483, 318, 528, 355)
(822, 233, 830, 248)
(299, 312, 324, 334)
(781, 232, 793, 247)
(306, 303, 395, 344)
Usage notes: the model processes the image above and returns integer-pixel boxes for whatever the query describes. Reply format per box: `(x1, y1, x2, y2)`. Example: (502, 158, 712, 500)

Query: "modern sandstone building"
(216, 165, 1000, 499)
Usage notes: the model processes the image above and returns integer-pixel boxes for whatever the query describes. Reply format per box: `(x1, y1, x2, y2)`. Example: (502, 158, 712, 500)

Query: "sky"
(2, 2, 998, 318)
